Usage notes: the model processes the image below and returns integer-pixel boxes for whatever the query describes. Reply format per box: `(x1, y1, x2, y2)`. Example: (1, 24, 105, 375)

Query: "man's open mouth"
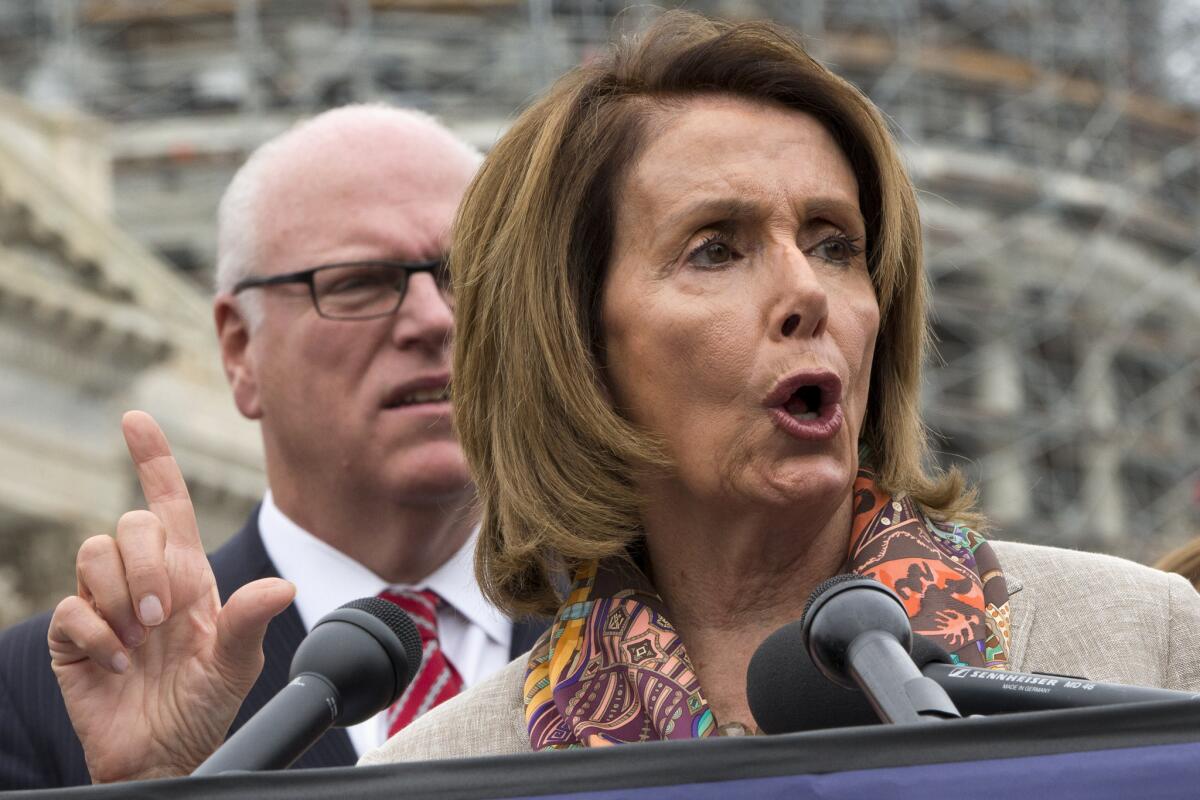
(382, 384, 451, 409)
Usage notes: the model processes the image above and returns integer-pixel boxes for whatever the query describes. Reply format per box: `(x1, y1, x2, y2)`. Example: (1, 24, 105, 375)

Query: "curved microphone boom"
(193, 597, 423, 776)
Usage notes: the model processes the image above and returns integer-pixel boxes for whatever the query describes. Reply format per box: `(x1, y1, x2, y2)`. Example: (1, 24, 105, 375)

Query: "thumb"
(213, 578, 296, 686)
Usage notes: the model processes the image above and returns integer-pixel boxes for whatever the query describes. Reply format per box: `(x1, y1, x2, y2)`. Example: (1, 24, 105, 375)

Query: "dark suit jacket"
(0, 510, 546, 790)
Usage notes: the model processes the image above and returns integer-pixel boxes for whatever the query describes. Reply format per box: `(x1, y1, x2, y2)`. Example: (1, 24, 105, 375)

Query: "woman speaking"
(51, 10, 1200, 776)
(366, 10, 1200, 759)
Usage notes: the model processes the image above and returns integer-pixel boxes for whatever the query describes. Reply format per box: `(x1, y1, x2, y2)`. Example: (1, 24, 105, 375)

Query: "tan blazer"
(361, 541, 1200, 765)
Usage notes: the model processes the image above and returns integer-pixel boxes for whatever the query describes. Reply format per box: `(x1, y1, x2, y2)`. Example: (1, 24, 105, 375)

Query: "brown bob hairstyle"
(452, 10, 977, 617)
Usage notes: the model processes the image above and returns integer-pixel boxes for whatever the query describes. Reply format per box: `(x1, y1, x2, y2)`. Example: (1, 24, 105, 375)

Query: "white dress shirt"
(257, 490, 512, 757)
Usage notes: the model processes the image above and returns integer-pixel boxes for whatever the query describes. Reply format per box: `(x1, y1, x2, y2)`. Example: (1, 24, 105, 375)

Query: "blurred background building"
(0, 0, 1196, 624)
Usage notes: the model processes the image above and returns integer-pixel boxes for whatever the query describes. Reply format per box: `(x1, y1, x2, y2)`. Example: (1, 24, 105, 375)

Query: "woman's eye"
(809, 234, 862, 265)
(688, 237, 739, 268)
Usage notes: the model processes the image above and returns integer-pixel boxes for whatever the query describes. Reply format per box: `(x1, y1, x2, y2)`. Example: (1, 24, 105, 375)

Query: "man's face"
(223, 124, 476, 508)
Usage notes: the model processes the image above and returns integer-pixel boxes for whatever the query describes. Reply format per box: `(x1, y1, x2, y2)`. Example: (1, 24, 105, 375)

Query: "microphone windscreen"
(193, 598, 425, 775)
(747, 619, 878, 734)
(289, 597, 424, 724)
(339, 596, 424, 686)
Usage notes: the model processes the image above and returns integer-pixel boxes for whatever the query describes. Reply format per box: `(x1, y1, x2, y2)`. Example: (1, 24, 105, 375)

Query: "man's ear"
(214, 295, 264, 420)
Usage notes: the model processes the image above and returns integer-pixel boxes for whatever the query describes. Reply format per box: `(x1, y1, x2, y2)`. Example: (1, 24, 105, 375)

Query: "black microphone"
(749, 625, 975, 733)
(193, 597, 423, 776)
(749, 618, 1198, 734)
(799, 574, 960, 724)
(747, 618, 879, 733)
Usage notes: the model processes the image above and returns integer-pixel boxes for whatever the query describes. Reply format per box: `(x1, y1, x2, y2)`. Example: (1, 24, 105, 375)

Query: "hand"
(48, 411, 295, 783)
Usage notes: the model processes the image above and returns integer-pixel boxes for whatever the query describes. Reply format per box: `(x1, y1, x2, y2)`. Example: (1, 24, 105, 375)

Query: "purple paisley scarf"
(523, 470, 1011, 749)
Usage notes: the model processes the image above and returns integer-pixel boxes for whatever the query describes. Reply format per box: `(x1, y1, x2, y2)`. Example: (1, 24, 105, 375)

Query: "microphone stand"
(847, 631, 961, 724)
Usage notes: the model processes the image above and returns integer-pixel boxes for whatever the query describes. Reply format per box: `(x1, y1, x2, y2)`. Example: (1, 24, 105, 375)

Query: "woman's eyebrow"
(660, 196, 864, 232)
(803, 197, 865, 229)
(660, 197, 763, 231)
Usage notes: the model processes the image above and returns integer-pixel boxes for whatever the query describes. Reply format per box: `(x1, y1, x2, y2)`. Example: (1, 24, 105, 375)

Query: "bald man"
(0, 106, 544, 790)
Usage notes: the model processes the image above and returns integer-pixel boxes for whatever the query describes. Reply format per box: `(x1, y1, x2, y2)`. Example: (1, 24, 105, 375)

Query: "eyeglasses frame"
(231, 259, 447, 320)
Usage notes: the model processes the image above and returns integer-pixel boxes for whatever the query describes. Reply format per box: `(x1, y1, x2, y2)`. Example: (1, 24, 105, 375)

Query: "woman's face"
(602, 95, 880, 514)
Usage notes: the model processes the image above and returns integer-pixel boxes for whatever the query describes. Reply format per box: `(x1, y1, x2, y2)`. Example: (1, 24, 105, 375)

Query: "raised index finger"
(122, 410, 201, 550)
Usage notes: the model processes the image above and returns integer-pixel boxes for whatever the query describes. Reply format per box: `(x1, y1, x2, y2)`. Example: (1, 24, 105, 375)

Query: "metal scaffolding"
(0, 0, 1196, 562)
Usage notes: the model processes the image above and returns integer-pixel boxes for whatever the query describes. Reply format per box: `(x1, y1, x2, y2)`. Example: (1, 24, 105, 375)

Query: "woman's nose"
(775, 249, 829, 340)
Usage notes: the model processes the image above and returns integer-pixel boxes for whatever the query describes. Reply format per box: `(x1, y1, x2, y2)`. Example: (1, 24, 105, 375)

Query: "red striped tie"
(377, 588, 465, 737)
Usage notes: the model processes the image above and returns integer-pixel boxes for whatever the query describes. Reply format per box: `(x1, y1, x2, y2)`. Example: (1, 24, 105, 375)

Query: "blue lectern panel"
(504, 742, 1200, 800)
(12, 700, 1200, 800)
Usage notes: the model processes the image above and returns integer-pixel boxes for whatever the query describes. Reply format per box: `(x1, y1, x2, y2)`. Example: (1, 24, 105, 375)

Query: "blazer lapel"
(213, 509, 357, 769)
(1003, 572, 1035, 672)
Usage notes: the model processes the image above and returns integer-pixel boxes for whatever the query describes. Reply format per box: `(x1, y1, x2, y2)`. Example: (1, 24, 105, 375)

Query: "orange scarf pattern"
(524, 470, 1010, 749)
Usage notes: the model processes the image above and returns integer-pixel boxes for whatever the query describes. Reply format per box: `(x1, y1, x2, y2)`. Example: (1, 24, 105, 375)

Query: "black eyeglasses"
(232, 259, 450, 320)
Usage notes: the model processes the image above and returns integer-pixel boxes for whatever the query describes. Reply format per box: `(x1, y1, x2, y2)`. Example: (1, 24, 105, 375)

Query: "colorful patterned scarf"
(523, 469, 1011, 749)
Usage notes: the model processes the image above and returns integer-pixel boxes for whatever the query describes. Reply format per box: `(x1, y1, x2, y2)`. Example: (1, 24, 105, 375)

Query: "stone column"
(1077, 342, 1125, 542)
(977, 279, 1029, 527)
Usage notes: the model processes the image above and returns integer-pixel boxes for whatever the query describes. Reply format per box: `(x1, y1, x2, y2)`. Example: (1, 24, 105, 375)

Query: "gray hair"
(213, 103, 481, 329)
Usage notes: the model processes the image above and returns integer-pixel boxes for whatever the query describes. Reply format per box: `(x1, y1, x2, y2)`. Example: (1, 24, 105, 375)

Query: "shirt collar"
(404, 527, 510, 647)
(256, 490, 507, 645)
(258, 490, 388, 633)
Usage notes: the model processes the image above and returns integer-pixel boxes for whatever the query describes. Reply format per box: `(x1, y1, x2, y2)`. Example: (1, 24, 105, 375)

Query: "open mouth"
(765, 372, 844, 440)
(382, 384, 451, 409)
(783, 384, 825, 421)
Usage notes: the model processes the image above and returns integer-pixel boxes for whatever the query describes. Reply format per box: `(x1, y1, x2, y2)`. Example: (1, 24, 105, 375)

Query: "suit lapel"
(214, 510, 357, 769)
(216, 511, 545, 763)
(508, 616, 549, 660)
(258, 605, 358, 768)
